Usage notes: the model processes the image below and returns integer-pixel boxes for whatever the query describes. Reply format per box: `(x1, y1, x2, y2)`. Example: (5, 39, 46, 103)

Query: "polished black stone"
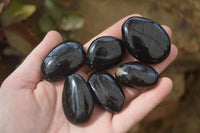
(86, 36, 125, 70)
(88, 71, 125, 112)
(122, 17, 171, 64)
(115, 62, 159, 89)
(41, 41, 86, 82)
(62, 74, 94, 125)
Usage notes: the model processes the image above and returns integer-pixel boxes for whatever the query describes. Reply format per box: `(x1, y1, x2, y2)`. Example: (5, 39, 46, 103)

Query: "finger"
(1, 31, 63, 89)
(81, 14, 143, 74)
(112, 77, 173, 133)
(108, 44, 178, 75)
(108, 44, 177, 105)
(83, 14, 143, 51)
(92, 20, 176, 103)
(121, 85, 143, 106)
(162, 25, 172, 38)
(82, 14, 174, 74)
(83, 15, 172, 51)
(80, 14, 177, 106)
(152, 44, 178, 73)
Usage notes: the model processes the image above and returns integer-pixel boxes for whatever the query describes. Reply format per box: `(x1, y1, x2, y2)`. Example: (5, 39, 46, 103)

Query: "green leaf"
(44, 0, 63, 21)
(3, 46, 23, 57)
(59, 13, 84, 31)
(3, 22, 40, 55)
(4, 30, 33, 55)
(0, 4, 4, 14)
(39, 13, 56, 32)
(0, 0, 11, 14)
(0, 0, 36, 26)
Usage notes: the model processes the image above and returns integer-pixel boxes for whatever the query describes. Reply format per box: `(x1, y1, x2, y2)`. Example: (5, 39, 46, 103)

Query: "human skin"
(0, 14, 178, 133)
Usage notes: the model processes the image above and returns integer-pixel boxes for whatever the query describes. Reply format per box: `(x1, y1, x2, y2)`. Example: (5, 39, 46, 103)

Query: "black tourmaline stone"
(62, 74, 94, 125)
(86, 36, 125, 70)
(122, 17, 171, 64)
(88, 72, 125, 112)
(41, 41, 85, 82)
(115, 62, 159, 89)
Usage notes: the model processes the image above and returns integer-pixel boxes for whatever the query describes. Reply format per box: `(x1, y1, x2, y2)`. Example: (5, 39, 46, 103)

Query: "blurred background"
(0, 0, 199, 132)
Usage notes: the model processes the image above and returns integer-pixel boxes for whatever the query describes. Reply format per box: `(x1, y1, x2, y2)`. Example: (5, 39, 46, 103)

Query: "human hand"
(0, 14, 178, 133)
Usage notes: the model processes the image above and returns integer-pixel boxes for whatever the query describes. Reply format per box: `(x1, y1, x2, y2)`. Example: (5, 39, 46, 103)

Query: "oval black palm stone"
(41, 41, 86, 82)
(86, 36, 125, 70)
(88, 72, 125, 112)
(115, 62, 159, 89)
(62, 74, 94, 125)
(122, 17, 171, 64)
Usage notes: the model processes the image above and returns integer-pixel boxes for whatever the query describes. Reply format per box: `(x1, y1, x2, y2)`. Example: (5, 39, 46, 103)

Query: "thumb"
(1, 31, 63, 90)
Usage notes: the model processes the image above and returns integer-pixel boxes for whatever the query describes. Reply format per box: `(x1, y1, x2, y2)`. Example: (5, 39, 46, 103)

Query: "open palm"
(0, 14, 178, 133)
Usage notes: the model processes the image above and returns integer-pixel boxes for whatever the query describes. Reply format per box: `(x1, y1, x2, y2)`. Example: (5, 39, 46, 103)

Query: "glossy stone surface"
(86, 36, 125, 70)
(122, 17, 171, 64)
(115, 62, 159, 89)
(62, 74, 94, 125)
(41, 41, 86, 81)
(88, 71, 125, 112)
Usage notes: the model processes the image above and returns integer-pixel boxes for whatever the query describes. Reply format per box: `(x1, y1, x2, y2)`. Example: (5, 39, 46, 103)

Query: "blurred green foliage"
(0, 0, 84, 82)
(0, 0, 84, 57)
(1, 0, 36, 26)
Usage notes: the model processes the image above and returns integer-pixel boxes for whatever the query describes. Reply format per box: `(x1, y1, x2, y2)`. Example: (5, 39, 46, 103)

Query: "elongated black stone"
(41, 41, 85, 81)
(88, 72, 125, 112)
(115, 62, 159, 89)
(122, 17, 171, 64)
(62, 74, 94, 125)
(86, 36, 125, 70)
